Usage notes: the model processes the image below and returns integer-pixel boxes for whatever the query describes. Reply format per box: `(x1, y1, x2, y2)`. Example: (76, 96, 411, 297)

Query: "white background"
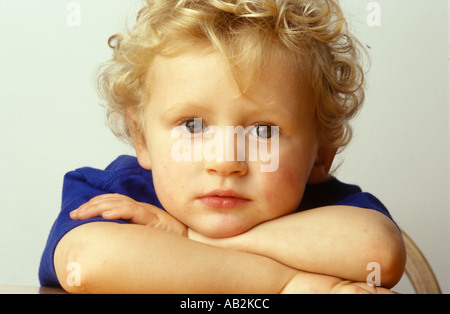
(0, 0, 448, 294)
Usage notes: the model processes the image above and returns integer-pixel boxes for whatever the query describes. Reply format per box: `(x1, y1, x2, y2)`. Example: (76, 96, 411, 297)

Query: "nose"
(202, 125, 249, 176)
(205, 160, 248, 177)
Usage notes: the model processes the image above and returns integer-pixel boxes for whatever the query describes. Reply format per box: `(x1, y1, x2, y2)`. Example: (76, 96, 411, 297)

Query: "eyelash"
(178, 117, 206, 135)
(249, 122, 279, 140)
(177, 118, 279, 139)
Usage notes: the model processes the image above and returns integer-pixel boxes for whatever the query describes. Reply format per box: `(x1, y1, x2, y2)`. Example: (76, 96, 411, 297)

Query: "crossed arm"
(56, 194, 406, 293)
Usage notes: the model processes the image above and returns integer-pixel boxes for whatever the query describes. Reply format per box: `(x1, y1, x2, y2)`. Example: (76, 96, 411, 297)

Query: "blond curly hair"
(98, 0, 365, 150)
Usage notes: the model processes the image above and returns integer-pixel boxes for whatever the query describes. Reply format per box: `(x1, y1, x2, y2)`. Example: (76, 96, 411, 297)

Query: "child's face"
(133, 49, 332, 238)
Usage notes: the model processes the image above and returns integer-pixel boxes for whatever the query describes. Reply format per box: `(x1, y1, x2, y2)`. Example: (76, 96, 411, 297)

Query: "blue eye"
(181, 118, 205, 134)
(249, 124, 279, 139)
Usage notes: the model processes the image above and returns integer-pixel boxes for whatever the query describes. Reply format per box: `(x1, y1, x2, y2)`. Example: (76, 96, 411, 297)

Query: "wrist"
(187, 228, 241, 251)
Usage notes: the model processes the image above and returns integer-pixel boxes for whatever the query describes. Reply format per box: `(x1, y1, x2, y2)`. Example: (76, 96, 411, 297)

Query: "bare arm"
(54, 222, 394, 294)
(54, 222, 297, 293)
(67, 195, 401, 292)
(189, 206, 406, 288)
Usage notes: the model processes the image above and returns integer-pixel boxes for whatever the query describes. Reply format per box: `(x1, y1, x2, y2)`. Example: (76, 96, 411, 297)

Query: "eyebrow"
(162, 100, 295, 119)
(161, 102, 213, 118)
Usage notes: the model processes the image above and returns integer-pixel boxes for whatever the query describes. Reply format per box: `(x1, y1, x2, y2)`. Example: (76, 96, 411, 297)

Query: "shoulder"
(298, 176, 361, 211)
(63, 155, 160, 207)
(39, 156, 160, 287)
(66, 155, 145, 188)
(298, 177, 392, 220)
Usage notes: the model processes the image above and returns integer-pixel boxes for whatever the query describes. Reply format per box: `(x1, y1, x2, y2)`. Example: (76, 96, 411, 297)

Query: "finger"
(71, 197, 134, 220)
(102, 206, 159, 226)
(77, 194, 133, 210)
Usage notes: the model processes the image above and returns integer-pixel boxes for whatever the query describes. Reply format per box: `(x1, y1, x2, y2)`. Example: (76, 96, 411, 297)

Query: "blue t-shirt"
(39, 155, 394, 287)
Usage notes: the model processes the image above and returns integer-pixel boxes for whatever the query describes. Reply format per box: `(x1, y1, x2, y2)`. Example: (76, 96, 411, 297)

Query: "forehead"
(145, 48, 312, 113)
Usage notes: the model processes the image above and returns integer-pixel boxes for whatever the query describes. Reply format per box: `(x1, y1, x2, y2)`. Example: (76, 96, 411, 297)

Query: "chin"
(198, 222, 252, 239)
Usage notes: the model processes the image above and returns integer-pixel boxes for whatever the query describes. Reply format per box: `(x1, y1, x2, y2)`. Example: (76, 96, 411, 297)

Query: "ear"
(129, 119, 152, 171)
(308, 146, 337, 185)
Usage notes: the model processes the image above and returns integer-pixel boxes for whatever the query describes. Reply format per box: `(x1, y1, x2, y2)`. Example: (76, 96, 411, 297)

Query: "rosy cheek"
(260, 163, 305, 213)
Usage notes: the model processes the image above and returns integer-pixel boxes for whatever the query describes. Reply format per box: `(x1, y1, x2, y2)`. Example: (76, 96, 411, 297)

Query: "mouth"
(197, 189, 251, 209)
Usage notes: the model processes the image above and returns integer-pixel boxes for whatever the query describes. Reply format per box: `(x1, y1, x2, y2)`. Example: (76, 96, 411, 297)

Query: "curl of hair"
(98, 0, 366, 150)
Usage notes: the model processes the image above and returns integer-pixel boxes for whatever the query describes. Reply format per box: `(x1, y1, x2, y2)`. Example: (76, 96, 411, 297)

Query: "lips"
(198, 189, 250, 209)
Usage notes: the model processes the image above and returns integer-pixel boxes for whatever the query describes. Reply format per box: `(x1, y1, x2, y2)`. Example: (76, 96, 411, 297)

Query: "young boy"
(39, 0, 406, 293)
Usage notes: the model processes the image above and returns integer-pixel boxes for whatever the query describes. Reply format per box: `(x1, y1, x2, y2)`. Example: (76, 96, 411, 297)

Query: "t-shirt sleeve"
(335, 192, 394, 222)
(297, 177, 397, 226)
(38, 170, 128, 287)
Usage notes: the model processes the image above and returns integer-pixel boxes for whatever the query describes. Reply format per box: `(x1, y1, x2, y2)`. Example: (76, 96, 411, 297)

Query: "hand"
(331, 281, 396, 294)
(281, 272, 396, 294)
(70, 193, 188, 237)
